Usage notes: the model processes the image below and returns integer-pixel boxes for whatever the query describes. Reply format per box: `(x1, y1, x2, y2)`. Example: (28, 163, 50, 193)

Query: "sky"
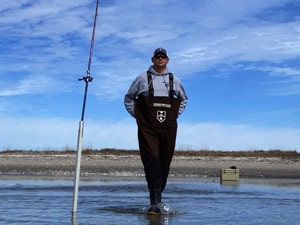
(1, 0, 300, 151)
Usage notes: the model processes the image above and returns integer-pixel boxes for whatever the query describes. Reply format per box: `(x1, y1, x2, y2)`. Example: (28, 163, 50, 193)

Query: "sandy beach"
(0, 150, 299, 186)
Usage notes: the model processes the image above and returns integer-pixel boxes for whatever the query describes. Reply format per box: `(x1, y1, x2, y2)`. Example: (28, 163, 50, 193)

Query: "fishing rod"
(72, 0, 99, 214)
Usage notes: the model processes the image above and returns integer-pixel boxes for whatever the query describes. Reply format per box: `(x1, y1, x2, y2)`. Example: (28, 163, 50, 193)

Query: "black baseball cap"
(153, 47, 168, 57)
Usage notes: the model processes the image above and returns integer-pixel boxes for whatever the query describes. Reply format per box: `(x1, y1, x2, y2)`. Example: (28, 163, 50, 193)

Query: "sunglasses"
(154, 54, 167, 59)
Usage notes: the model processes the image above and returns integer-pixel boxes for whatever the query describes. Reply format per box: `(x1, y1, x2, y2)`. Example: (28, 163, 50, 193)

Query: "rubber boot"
(150, 188, 161, 205)
(147, 188, 162, 214)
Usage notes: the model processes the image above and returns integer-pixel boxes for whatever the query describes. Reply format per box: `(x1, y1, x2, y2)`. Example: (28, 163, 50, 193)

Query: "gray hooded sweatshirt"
(124, 66, 188, 118)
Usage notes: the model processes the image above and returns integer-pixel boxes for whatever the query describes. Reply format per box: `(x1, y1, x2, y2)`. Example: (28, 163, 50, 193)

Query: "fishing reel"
(78, 70, 93, 82)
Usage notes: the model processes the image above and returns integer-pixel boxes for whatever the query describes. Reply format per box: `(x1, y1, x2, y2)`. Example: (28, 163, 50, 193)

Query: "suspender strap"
(168, 73, 175, 98)
(147, 71, 154, 97)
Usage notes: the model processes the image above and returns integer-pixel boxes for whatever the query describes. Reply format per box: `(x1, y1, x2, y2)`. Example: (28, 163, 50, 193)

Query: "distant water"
(0, 180, 299, 225)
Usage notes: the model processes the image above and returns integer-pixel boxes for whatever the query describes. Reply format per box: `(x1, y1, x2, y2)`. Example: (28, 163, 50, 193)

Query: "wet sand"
(0, 151, 299, 186)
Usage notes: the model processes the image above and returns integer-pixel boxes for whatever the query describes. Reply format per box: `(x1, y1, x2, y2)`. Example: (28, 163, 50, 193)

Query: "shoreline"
(0, 151, 299, 186)
(0, 152, 300, 185)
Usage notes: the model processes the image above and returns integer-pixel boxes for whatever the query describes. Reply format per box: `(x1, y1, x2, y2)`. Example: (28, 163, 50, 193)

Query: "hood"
(148, 66, 169, 76)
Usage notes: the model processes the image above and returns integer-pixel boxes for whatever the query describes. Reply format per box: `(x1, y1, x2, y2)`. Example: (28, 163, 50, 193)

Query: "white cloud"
(1, 0, 300, 152)
(1, 0, 300, 98)
(0, 117, 299, 152)
(0, 75, 55, 96)
(177, 123, 300, 151)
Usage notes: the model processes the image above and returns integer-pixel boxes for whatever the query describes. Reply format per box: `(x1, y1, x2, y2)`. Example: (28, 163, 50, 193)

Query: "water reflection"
(2, 180, 298, 225)
(71, 213, 78, 225)
(144, 214, 171, 225)
(71, 208, 173, 225)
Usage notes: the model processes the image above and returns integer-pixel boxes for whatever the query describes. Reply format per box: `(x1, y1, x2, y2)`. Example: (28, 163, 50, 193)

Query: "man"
(124, 47, 188, 214)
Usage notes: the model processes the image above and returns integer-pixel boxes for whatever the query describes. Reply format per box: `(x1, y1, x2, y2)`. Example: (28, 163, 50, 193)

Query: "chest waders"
(135, 72, 181, 208)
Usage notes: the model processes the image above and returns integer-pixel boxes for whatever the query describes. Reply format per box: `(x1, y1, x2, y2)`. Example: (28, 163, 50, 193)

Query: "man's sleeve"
(124, 77, 140, 118)
(176, 80, 188, 115)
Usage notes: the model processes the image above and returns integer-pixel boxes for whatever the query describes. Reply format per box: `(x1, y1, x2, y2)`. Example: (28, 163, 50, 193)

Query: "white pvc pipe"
(72, 120, 84, 213)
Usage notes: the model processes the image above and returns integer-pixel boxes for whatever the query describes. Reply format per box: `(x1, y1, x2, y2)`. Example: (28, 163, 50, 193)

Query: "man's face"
(152, 53, 169, 67)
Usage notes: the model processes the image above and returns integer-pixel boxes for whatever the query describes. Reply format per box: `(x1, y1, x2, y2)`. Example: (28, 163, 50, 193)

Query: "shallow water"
(0, 180, 299, 225)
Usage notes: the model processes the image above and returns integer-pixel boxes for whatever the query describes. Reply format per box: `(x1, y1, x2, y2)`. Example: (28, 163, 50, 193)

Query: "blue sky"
(1, 0, 300, 151)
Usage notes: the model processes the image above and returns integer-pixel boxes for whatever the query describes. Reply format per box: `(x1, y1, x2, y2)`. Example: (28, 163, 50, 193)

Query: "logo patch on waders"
(157, 110, 166, 123)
